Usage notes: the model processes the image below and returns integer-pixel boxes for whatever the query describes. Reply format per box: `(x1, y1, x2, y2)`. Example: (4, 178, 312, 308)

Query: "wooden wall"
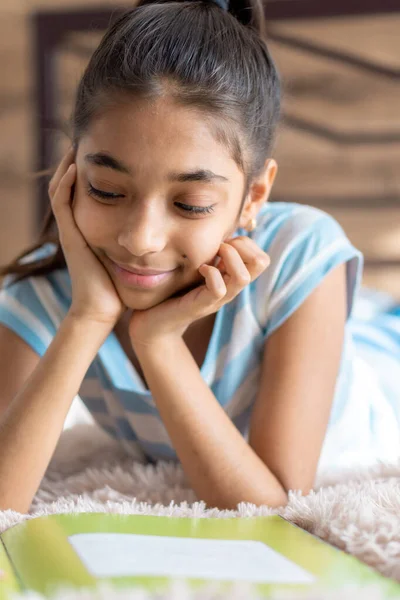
(1, 2, 399, 295)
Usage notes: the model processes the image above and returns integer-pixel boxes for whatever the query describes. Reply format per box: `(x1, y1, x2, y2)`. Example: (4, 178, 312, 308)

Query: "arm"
(249, 263, 347, 494)
(133, 264, 347, 509)
(0, 315, 113, 513)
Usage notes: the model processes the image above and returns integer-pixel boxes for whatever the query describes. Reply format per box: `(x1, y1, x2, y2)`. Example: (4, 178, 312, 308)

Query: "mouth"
(109, 259, 177, 289)
(111, 260, 175, 276)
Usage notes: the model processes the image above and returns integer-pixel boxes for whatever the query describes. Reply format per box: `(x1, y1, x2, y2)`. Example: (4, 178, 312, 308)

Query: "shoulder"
(0, 243, 72, 347)
(2, 242, 57, 288)
(249, 202, 362, 285)
(249, 202, 349, 252)
(2, 242, 71, 300)
(243, 203, 363, 335)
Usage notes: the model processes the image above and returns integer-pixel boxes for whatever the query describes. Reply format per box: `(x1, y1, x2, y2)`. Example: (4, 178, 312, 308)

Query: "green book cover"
(0, 512, 399, 598)
(0, 537, 20, 600)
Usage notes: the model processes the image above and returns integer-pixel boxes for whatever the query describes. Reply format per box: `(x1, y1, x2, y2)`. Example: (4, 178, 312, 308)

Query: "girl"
(1, 0, 400, 514)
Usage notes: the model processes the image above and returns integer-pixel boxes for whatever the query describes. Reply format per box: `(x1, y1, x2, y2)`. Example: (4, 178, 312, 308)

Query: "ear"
(238, 159, 278, 229)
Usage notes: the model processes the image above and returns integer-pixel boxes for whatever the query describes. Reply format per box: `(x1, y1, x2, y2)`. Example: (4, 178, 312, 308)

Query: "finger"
(51, 163, 76, 212)
(218, 242, 252, 289)
(51, 164, 80, 248)
(198, 264, 227, 300)
(215, 258, 226, 274)
(224, 237, 270, 279)
(48, 147, 75, 199)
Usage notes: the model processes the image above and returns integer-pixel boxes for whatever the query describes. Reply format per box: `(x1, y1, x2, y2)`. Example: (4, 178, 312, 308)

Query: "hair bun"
(135, 0, 265, 36)
(207, 0, 229, 10)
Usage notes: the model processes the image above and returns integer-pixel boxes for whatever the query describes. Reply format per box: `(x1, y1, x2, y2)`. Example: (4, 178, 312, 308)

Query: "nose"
(117, 204, 168, 256)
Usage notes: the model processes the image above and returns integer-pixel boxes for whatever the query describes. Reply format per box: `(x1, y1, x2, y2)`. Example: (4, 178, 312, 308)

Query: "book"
(1, 512, 399, 598)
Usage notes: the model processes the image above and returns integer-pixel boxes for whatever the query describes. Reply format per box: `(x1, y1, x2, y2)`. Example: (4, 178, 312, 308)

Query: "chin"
(118, 289, 168, 311)
(117, 276, 203, 311)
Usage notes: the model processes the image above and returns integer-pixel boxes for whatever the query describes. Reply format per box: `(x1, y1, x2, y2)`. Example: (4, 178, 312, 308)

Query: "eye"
(87, 184, 124, 202)
(175, 202, 215, 215)
(87, 184, 215, 215)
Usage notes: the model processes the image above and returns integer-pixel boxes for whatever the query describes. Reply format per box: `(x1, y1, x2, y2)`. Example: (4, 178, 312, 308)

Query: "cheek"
(181, 223, 227, 268)
(73, 195, 111, 246)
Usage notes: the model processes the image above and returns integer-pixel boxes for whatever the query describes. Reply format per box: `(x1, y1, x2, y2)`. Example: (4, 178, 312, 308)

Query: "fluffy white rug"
(2, 424, 400, 600)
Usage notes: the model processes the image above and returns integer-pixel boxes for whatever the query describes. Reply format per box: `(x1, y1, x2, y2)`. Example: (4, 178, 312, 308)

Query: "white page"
(68, 533, 315, 584)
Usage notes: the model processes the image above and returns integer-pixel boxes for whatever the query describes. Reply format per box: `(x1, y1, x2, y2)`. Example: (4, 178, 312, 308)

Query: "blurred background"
(1, 0, 400, 295)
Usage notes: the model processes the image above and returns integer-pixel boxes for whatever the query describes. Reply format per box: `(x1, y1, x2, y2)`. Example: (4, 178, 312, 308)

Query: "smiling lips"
(110, 258, 175, 275)
(117, 264, 174, 275)
(109, 259, 177, 289)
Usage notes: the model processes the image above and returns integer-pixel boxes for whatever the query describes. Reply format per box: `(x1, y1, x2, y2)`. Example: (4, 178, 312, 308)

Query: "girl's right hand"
(49, 147, 126, 326)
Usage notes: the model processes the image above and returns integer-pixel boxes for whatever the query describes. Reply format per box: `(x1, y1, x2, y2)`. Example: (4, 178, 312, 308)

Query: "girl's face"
(73, 97, 254, 311)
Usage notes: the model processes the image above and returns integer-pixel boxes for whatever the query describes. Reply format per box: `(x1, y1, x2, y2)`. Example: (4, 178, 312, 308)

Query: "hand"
(49, 147, 126, 325)
(128, 236, 270, 347)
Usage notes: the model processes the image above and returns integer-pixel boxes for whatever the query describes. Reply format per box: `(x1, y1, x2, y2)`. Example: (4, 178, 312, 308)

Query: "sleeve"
(254, 205, 363, 339)
(0, 245, 66, 356)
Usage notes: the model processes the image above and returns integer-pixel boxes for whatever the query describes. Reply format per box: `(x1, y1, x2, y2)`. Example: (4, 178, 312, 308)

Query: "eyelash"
(86, 184, 215, 215)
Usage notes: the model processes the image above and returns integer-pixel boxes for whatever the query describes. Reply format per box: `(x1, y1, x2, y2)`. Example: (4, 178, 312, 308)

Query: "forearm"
(134, 336, 287, 510)
(0, 314, 112, 513)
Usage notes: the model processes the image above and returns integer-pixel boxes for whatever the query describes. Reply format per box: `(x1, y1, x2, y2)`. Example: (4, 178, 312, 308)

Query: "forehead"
(78, 97, 242, 181)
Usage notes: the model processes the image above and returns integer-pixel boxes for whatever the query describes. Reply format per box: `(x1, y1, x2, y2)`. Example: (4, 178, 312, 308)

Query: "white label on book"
(68, 533, 316, 584)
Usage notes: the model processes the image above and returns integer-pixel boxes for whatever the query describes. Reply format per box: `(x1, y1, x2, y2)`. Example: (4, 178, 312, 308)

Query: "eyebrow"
(84, 152, 229, 183)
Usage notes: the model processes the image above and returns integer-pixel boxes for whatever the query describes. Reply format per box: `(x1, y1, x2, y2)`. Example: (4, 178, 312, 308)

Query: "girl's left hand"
(128, 236, 270, 348)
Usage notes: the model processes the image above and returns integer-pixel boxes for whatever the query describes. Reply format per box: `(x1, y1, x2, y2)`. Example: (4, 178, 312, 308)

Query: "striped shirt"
(2, 202, 400, 475)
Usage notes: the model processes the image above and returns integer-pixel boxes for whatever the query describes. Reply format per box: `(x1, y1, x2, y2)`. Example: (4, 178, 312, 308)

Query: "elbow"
(0, 490, 31, 514)
(278, 471, 316, 500)
(265, 463, 317, 502)
(251, 487, 289, 509)
(201, 485, 289, 511)
(208, 493, 289, 511)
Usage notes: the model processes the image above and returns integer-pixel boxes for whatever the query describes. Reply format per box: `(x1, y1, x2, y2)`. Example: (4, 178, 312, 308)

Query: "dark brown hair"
(0, 0, 280, 286)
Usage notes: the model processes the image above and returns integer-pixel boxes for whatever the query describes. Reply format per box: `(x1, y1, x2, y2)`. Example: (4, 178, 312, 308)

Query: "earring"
(245, 217, 257, 232)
